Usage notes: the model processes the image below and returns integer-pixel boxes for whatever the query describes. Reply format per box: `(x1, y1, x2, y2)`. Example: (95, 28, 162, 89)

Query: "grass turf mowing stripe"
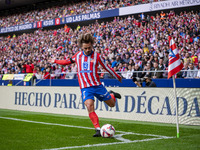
(43, 137, 169, 150)
(0, 116, 93, 130)
(0, 116, 173, 138)
(1, 109, 199, 150)
(1, 108, 199, 130)
(0, 116, 174, 150)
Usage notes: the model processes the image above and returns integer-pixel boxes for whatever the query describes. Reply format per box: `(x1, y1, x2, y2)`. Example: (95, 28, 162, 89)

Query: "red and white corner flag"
(168, 36, 183, 79)
(168, 36, 184, 138)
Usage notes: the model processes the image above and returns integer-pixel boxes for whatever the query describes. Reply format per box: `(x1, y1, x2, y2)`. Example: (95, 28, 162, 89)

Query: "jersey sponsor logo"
(80, 70, 92, 73)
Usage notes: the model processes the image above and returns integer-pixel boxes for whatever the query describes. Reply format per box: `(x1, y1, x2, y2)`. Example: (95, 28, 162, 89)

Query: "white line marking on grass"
(0, 116, 171, 138)
(0, 116, 94, 130)
(0, 116, 170, 138)
(0, 116, 174, 150)
(114, 134, 132, 142)
(118, 132, 171, 139)
(44, 137, 172, 150)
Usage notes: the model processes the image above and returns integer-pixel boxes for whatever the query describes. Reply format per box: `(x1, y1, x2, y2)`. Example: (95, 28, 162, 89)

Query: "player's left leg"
(93, 85, 121, 107)
(103, 90, 121, 107)
(104, 98, 115, 107)
(109, 90, 121, 99)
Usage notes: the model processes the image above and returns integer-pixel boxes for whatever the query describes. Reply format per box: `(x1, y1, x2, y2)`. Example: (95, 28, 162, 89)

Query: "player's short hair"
(77, 33, 94, 47)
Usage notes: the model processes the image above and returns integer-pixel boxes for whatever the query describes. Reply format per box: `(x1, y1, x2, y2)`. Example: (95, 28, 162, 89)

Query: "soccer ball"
(100, 124, 115, 138)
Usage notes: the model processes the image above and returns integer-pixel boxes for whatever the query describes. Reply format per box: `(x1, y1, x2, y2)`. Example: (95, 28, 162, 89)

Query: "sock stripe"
(110, 93, 116, 102)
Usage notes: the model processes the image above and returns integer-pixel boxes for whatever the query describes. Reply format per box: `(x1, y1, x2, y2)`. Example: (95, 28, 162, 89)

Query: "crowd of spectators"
(0, 0, 165, 28)
(0, 9, 200, 80)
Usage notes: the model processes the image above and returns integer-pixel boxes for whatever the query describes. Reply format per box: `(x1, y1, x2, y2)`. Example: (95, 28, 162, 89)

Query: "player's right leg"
(81, 87, 101, 137)
(84, 99, 101, 137)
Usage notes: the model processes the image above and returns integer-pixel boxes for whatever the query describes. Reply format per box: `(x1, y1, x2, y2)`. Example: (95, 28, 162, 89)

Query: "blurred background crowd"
(0, 0, 200, 80)
(0, 0, 165, 28)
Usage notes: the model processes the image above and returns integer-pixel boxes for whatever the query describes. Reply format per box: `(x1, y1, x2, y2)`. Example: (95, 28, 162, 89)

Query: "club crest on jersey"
(83, 62, 88, 70)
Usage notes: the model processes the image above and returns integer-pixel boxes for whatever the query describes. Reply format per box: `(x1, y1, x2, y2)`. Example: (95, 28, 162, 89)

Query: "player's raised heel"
(93, 129, 101, 137)
(109, 90, 121, 99)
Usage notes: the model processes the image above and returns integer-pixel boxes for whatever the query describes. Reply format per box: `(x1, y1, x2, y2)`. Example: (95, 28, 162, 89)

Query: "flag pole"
(172, 75, 179, 138)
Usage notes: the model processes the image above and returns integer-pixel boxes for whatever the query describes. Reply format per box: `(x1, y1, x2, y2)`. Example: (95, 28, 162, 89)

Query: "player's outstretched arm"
(49, 52, 77, 65)
(48, 57, 74, 66)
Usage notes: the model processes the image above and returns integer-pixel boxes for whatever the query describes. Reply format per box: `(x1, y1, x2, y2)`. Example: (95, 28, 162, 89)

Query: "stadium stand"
(0, 1, 199, 81)
(0, 0, 165, 28)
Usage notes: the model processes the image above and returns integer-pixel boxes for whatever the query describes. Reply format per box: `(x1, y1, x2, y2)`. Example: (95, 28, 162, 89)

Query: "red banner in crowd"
(55, 18, 60, 25)
(37, 21, 42, 28)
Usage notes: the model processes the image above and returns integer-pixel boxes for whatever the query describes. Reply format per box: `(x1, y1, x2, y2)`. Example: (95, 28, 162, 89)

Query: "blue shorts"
(81, 84, 111, 103)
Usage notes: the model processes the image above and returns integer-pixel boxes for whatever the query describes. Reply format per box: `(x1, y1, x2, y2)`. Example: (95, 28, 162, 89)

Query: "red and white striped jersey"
(54, 51, 121, 89)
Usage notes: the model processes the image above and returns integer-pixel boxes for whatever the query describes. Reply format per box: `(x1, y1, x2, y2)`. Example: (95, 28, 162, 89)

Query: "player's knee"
(85, 103, 94, 112)
(85, 103, 92, 109)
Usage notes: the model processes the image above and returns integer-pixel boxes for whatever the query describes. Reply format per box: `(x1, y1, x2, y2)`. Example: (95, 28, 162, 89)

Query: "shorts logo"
(100, 92, 108, 98)
(83, 91, 86, 99)
(83, 62, 88, 70)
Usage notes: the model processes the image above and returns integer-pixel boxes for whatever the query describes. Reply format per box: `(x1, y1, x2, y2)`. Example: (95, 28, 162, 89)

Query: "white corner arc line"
(0, 116, 174, 150)
(114, 134, 132, 142)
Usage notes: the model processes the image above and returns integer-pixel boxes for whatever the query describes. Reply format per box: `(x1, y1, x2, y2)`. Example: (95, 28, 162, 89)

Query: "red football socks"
(110, 93, 116, 102)
(89, 112, 100, 129)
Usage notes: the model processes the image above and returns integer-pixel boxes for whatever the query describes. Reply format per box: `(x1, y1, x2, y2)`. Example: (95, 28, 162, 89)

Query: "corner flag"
(168, 36, 183, 79)
(168, 36, 184, 138)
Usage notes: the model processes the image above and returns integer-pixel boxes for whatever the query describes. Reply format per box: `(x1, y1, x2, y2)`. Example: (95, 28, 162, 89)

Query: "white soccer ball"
(100, 124, 115, 138)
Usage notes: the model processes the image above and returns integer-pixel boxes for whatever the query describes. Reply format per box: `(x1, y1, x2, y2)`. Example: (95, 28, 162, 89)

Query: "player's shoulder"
(94, 51, 103, 60)
(73, 51, 82, 57)
(94, 51, 102, 57)
(75, 51, 82, 55)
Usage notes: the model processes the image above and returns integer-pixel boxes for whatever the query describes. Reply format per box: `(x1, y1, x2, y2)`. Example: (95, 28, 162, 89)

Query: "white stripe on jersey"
(99, 55, 118, 79)
(87, 56, 95, 86)
(77, 52, 84, 89)
(93, 52, 99, 85)
(81, 55, 90, 87)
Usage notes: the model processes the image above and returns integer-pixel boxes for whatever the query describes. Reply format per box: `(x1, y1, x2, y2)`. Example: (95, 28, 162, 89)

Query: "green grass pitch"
(0, 109, 199, 150)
